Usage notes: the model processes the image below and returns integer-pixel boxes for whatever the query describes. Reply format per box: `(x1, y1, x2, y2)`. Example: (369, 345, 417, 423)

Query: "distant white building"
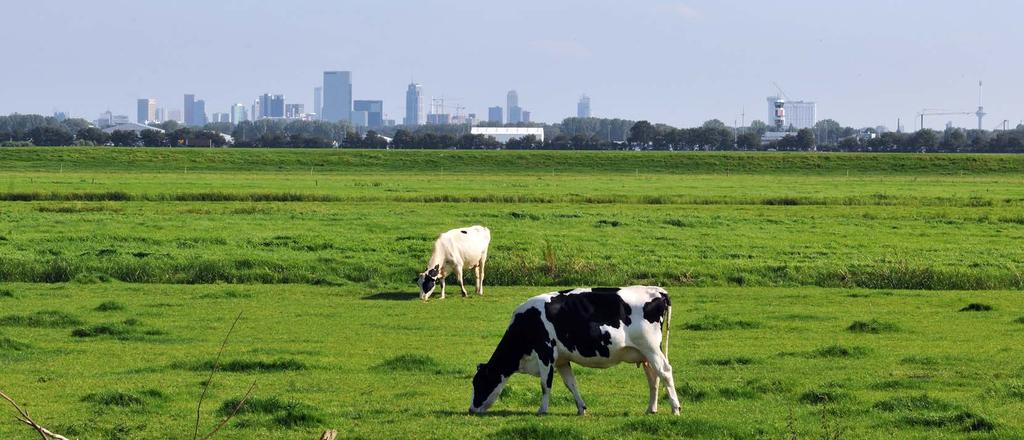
(102, 122, 164, 134)
(470, 127, 544, 143)
(767, 97, 816, 130)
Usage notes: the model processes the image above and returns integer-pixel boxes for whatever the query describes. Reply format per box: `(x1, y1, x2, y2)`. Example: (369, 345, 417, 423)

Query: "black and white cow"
(469, 286, 680, 415)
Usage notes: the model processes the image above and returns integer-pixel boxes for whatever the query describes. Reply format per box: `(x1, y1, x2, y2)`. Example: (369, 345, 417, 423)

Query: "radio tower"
(975, 81, 986, 131)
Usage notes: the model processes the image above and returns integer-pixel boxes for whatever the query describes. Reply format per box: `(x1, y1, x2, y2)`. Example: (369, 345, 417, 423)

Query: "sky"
(2, 0, 1022, 130)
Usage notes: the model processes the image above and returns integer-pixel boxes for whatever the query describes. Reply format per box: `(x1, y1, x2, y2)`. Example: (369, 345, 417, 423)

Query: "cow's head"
(417, 264, 442, 300)
(469, 362, 507, 414)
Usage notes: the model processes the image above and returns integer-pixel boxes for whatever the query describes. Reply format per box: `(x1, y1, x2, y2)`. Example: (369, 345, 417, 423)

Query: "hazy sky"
(2, 0, 1021, 129)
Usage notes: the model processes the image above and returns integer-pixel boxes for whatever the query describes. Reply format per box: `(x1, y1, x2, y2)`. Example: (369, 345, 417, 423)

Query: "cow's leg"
(456, 263, 468, 297)
(646, 352, 681, 415)
(642, 362, 660, 414)
(477, 253, 486, 296)
(538, 362, 554, 415)
(439, 270, 447, 299)
(557, 364, 587, 415)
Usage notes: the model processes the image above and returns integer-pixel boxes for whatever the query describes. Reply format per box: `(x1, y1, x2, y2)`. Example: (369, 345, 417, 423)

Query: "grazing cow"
(469, 286, 680, 416)
(417, 225, 491, 300)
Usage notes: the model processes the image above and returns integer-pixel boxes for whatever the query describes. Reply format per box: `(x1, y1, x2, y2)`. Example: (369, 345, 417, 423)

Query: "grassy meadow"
(1, 147, 1023, 439)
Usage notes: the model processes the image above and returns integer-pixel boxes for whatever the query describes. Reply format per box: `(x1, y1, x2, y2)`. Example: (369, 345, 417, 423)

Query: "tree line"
(2, 113, 1023, 152)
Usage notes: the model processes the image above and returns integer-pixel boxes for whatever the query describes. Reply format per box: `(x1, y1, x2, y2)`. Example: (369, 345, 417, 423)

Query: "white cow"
(417, 225, 491, 300)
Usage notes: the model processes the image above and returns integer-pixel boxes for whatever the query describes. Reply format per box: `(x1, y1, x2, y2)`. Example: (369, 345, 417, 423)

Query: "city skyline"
(1, 1, 1022, 130)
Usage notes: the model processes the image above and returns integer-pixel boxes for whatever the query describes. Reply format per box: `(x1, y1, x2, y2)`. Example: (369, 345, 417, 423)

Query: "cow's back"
(439, 225, 490, 266)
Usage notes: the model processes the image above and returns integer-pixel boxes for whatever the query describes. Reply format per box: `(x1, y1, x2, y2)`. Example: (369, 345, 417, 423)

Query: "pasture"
(1, 148, 1023, 439)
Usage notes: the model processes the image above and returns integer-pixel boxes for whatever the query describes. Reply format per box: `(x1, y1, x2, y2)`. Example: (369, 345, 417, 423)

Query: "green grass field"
(1, 148, 1023, 439)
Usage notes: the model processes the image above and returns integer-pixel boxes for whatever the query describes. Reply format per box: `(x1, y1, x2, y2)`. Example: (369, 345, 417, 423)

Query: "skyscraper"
(404, 82, 423, 126)
(137, 98, 156, 124)
(259, 94, 285, 118)
(577, 94, 591, 118)
(353, 100, 384, 128)
(313, 86, 322, 119)
(230, 103, 247, 124)
(488, 106, 503, 124)
(184, 94, 207, 126)
(506, 90, 522, 124)
(285, 104, 304, 119)
(521, 111, 531, 123)
(322, 71, 352, 123)
(184, 94, 195, 126)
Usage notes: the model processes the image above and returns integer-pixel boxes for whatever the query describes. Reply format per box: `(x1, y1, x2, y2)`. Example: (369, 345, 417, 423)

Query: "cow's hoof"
(646, 409, 658, 415)
(577, 408, 587, 416)
(672, 407, 681, 416)
(536, 410, 548, 416)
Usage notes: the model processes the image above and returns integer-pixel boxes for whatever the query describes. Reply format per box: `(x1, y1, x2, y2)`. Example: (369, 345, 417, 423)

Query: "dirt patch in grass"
(682, 315, 761, 331)
(94, 301, 126, 312)
(959, 303, 993, 312)
(847, 319, 899, 333)
(0, 310, 83, 328)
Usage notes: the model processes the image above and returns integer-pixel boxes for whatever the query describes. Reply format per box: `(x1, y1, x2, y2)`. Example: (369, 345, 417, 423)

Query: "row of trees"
(3, 113, 1023, 152)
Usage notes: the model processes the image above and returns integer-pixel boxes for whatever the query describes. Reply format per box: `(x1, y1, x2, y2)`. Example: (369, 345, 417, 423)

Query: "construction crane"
(771, 81, 790, 100)
(917, 109, 972, 130)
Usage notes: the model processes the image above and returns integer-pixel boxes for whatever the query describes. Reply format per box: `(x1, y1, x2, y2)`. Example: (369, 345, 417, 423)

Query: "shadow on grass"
(432, 409, 572, 417)
(363, 292, 419, 301)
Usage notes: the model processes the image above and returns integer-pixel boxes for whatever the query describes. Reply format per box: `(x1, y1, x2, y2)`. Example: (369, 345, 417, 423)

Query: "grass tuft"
(0, 310, 83, 328)
(898, 411, 995, 432)
(218, 396, 324, 428)
(697, 356, 757, 366)
(71, 319, 158, 339)
(493, 423, 582, 440)
(807, 344, 869, 359)
(846, 319, 898, 333)
(81, 389, 165, 408)
(675, 382, 712, 402)
(873, 394, 956, 412)
(621, 417, 750, 439)
(374, 353, 462, 375)
(682, 315, 760, 331)
(177, 358, 308, 373)
(959, 303, 993, 312)
(95, 301, 126, 312)
(0, 289, 13, 298)
(798, 389, 849, 405)
(0, 336, 33, 351)
(1014, 316, 1024, 324)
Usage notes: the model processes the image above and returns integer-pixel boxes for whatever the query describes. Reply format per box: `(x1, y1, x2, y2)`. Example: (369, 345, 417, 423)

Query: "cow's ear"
(476, 363, 485, 371)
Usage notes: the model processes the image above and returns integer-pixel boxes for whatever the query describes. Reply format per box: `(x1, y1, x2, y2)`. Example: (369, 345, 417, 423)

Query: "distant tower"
(577, 94, 591, 118)
(772, 98, 786, 131)
(136, 98, 156, 124)
(404, 82, 423, 126)
(322, 71, 353, 123)
(313, 86, 322, 119)
(507, 90, 521, 124)
(975, 81, 986, 131)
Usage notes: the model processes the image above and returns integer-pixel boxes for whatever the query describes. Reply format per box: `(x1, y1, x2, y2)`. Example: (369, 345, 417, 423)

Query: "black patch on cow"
(642, 292, 671, 324)
(544, 289, 631, 358)
(558, 289, 576, 294)
(461, 230, 467, 234)
(472, 307, 554, 408)
(545, 365, 554, 389)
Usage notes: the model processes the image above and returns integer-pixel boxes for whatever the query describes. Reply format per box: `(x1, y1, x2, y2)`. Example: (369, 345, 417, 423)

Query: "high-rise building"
(521, 111, 531, 123)
(577, 94, 591, 118)
(184, 94, 195, 126)
(137, 98, 157, 123)
(488, 106, 503, 124)
(313, 86, 322, 119)
(53, 111, 68, 121)
(351, 111, 369, 127)
(506, 90, 521, 124)
(404, 82, 423, 126)
(259, 94, 285, 118)
(766, 97, 816, 130)
(230, 103, 247, 124)
(322, 71, 352, 123)
(168, 109, 182, 123)
(285, 104, 304, 119)
(353, 100, 383, 128)
(184, 94, 207, 126)
(155, 108, 165, 123)
(211, 112, 230, 123)
(193, 99, 207, 126)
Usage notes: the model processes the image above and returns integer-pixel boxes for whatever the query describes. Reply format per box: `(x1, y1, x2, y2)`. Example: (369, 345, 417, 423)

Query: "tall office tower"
(313, 86, 322, 119)
(353, 100, 384, 128)
(230, 103, 247, 124)
(137, 98, 157, 123)
(321, 71, 352, 123)
(184, 94, 195, 126)
(577, 94, 591, 118)
(154, 108, 165, 123)
(404, 82, 423, 126)
(258, 94, 285, 118)
(521, 111, 531, 123)
(285, 104, 304, 119)
(506, 90, 521, 124)
(193, 99, 208, 126)
(488, 106, 503, 123)
(168, 109, 182, 122)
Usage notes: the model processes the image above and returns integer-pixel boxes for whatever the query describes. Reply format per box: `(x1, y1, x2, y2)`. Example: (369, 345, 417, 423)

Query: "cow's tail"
(661, 300, 672, 358)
